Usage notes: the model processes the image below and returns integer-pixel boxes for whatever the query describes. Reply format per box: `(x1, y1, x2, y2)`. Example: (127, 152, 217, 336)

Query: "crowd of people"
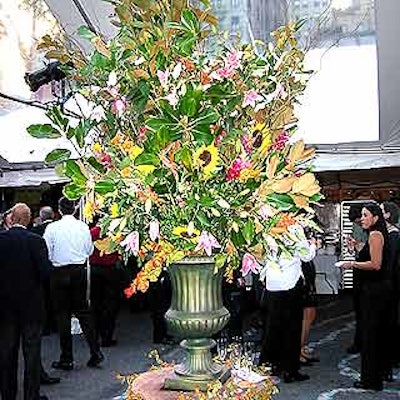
(0, 198, 123, 400)
(0, 197, 399, 399)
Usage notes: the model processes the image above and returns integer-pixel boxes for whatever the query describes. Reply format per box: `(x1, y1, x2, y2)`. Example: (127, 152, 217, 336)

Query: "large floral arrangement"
(28, 0, 322, 296)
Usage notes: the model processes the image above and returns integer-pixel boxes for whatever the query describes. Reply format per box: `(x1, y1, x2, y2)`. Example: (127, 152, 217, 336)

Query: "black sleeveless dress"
(357, 237, 393, 388)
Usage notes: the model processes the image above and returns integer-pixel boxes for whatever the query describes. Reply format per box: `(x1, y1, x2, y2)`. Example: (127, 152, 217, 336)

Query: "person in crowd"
(0, 209, 12, 231)
(346, 203, 368, 355)
(341, 203, 393, 391)
(0, 203, 50, 400)
(381, 201, 400, 370)
(259, 224, 316, 383)
(90, 216, 122, 347)
(30, 206, 60, 385)
(43, 197, 103, 370)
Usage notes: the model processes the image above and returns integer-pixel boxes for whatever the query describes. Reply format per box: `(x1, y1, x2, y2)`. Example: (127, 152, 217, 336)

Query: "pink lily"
(240, 253, 259, 277)
(215, 66, 235, 80)
(121, 231, 139, 256)
(111, 97, 127, 116)
(225, 51, 242, 70)
(149, 220, 160, 241)
(243, 89, 263, 108)
(157, 70, 169, 88)
(195, 231, 221, 256)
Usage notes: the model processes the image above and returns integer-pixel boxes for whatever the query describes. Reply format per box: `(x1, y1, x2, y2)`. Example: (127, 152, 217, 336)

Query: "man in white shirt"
(43, 197, 103, 370)
(259, 225, 316, 383)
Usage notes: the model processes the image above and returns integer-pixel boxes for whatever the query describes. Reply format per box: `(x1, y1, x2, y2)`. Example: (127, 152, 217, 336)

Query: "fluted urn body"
(164, 257, 230, 391)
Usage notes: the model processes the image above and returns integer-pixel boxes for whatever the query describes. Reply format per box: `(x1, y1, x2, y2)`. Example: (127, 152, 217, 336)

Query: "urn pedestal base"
(164, 339, 230, 391)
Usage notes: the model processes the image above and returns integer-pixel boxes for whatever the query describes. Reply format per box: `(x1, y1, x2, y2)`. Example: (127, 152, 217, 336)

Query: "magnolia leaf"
(288, 140, 305, 165)
(299, 147, 315, 162)
(135, 152, 160, 166)
(214, 254, 227, 272)
(265, 193, 295, 211)
(91, 37, 111, 58)
(292, 173, 320, 197)
(291, 194, 309, 208)
(270, 177, 295, 194)
(176, 147, 192, 171)
(45, 149, 71, 164)
(87, 156, 106, 173)
(27, 124, 61, 139)
(266, 155, 279, 179)
(243, 220, 255, 245)
(64, 160, 87, 184)
(63, 183, 86, 200)
(94, 180, 116, 194)
(196, 210, 211, 227)
(77, 25, 97, 40)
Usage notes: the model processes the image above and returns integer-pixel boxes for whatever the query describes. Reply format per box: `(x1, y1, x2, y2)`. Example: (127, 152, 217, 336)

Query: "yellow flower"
(193, 144, 219, 177)
(95, 194, 104, 209)
(110, 203, 119, 218)
(121, 166, 133, 177)
(92, 142, 102, 153)
(110, 133, 125, 147)
(83, 201, 95, 222)
(252, 123, 271, 155)
(172, 226, 200, 242)
(129, 145, 144, 160)
(121, 140, 134, 151)
(135, 165, 156, 175)
(239, 168, 260, 181)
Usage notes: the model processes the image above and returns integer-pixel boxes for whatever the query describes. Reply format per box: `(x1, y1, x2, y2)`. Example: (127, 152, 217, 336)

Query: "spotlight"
(24, 61, 67, 92)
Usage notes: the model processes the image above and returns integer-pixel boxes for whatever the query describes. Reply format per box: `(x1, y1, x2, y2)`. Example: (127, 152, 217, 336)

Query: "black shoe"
(51, 361, 73, 371)
(101, 339, 117, 347)
(40, 374, 61, 385)
(40, 395, 49, 400)
(353, 381, 383, 391)
(346, 344, 360, 354)
(283, 372, 310, 383)
(87, 352, 104, 368)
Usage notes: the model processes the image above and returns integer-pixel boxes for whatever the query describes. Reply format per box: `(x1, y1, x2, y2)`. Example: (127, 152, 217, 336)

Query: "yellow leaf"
(145, 198, 152, 213)
(266, 155, 279, 179)
(95, 238, 115, 255)
(291, 194, 309, 208)
(91, 37, 111, 58)
(249, 244, 264, 260)
(288, 140, 305, 165)
(254, 218, 264, 234)
(270, 177, 295, 194)
(131, 69, 150, 80)
(257, 181, 273, 197)
(292, 173, 320, 197)
(299, 147, 315, 161)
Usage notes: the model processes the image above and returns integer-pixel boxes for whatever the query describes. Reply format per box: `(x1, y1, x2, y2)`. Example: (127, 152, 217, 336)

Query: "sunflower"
(193, 144, 219, 177)
(252, 123, 271, 156)
(172, 226, 200, 242)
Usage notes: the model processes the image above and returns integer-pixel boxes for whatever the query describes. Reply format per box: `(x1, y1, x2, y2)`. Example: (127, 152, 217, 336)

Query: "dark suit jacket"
(31, 220, 53, 237)
(0, 227, 51, 323)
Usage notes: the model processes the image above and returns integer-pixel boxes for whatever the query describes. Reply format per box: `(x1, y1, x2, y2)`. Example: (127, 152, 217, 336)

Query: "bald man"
(0, 203, 50, 400)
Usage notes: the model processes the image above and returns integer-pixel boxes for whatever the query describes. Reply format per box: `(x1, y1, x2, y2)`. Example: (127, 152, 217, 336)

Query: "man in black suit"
(0, 203, 50, 400)
(31, 206, 60, 385)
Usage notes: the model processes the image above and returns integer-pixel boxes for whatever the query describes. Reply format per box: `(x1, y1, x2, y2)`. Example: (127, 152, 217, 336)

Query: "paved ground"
(17, 294, 400, 399)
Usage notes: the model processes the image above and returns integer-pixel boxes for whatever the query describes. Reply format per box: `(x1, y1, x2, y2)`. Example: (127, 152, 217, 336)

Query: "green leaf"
(63, 183, 86, 200)
(176, 147, 192, 171)
(87, 156, 105, 173)
(242, 220, 255, 245)
(266, 193, 295, 211)
(181, 9, 200, 32)
(231, 230, 245, 248)
(145, 118, 175, 132)
(156, 126, 171, 148)
(196, 210, 211, 227)
(199, 195, 214, 208)
(193, 126, 214, 145)
(46, 107, 68, 130)
(45, 149, 71, 164)
(27, 124, 61, 139)
(135, 152, 160, 166)
(94, 180, 116, 194)
(64, 160, 87, 184)
(215, 253, 227, 270)
(77, 25, 97, 40)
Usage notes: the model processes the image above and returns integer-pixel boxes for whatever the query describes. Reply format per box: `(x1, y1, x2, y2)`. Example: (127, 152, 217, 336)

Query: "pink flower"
(177, 196, 186, 208)
(111, 97, 127, 116)
(241, 133, 253, 154)
(225, 51, 242, 70)
(121, 231, 139, 256)
(215, 66, 235, 79)
(137, 126, 147, 142)
(272, 131, 290, 150)
(242, 90, 263, 108)
(149, 220, 160, 241)
(165, 90, 179, 106)
(259, 204, 273, 220)
(241, 253, 259, 277)
(226, 158, 251, 181)
(157, 70, 169, 87)
(100, 153, 112, 168)
(195, 231, 221, 256)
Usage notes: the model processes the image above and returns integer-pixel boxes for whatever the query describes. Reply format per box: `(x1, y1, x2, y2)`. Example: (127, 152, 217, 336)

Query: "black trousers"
(0, 320, 41, 400)
(259, 278, 304, 374)
(352, 288, 362, 349)
(91, 264, 122, 343)
(359, 282, 392, 386)
(50, 264, 100, 362)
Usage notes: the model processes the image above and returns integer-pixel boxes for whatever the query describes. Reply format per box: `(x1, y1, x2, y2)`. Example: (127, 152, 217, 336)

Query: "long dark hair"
(363, 202, 389, 244)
